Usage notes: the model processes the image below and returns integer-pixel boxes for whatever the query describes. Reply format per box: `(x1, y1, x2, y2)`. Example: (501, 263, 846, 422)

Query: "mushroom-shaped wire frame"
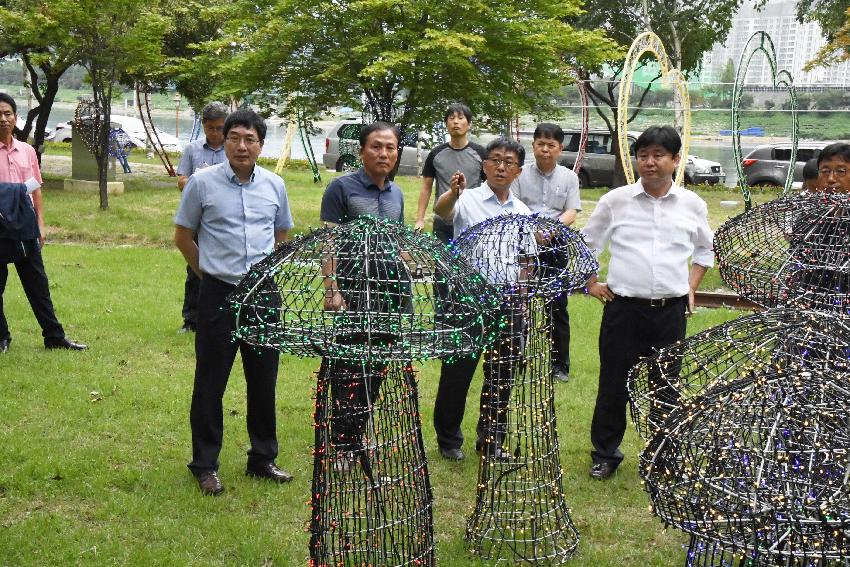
(714, 191, 850, 314)
(228, 216, 504, 362)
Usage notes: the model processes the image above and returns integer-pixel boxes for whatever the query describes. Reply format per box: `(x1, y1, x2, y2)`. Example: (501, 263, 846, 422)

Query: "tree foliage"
(194, 0, 619, 140)
(59, 0, 168, 209)
(0, 0, 85, 159)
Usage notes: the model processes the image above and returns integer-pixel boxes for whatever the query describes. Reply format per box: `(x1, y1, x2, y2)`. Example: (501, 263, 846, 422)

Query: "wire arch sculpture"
(617, 31, 691, 187)
(732, 31, 798, 210)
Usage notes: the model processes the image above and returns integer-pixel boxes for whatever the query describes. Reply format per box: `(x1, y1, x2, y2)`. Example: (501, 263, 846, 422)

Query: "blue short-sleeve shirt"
(174, 161, 294, 285)
(176, 137, 226, 177)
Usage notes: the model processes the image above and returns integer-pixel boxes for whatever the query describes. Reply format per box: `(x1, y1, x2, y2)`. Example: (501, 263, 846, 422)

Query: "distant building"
(701, 0, 850, 88)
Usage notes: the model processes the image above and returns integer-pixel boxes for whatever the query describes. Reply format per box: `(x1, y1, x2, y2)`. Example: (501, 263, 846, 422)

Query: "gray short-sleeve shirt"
(320, 168, 404, 224)
(176, 137, 226, 177)
(422, 142, 486, 229)
(511, 163, 581, 220)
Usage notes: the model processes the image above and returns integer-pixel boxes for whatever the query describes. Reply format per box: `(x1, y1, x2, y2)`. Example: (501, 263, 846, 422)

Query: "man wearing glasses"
(432, 138, 531, 461)
(175, 102, 229, 334)
(175, 109, 295, 495)
(816, 143, 850, 193)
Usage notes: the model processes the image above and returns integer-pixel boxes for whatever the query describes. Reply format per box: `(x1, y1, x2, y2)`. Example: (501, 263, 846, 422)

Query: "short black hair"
(0, 92, 17, 115)
(817, 142, 850, 166)
(634, 125, 681, 156)
(223, 109, 266, 142)
(443, 103, 472, 124)
(359, 121, 401, 147)
(486, 137, 525, 167)
(533, 123, 564, 144)
(803, 158, 820, 181)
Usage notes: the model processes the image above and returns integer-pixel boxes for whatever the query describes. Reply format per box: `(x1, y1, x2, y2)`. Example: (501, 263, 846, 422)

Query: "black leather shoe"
(553, 365, 571, 383)
(178, 322, 196, 334)
(0, 339, 9, 353)
(196, 471, 224, 495)
(590, 462, 617, 480)
(439, 447, 465, 461)
(44, 337, 87, 351)
(246, 462, 293, 483)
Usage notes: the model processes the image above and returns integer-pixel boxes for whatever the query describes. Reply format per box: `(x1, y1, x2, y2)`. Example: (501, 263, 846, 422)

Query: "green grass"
(0, 164, 751, 565)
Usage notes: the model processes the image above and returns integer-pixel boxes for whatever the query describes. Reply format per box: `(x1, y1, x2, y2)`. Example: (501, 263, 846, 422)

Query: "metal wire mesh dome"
(451, 214, 599, 296)
(628, 308, 850, 441)
(640, 362, 850, 563)
(228, 216, 503, 361)
(627, 308, 850, 564)
(714, 191, 850, 314)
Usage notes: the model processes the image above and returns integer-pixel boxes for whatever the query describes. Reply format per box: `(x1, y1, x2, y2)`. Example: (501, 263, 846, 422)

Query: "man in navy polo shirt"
(319, 121, 405, 471)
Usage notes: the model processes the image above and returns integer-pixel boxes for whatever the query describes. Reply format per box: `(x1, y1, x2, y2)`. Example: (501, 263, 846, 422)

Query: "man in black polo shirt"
(319, 121, 405, 471)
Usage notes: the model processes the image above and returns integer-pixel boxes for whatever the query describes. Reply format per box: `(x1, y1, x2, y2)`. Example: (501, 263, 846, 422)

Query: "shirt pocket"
(545, 184, 569, 211)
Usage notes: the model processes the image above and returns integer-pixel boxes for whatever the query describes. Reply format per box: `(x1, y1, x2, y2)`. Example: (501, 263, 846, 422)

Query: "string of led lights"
(229, 216, 504, 566)
(453, 214, 597, 564)
(629, 189, 850, 565)
(714, 191, 850, 315)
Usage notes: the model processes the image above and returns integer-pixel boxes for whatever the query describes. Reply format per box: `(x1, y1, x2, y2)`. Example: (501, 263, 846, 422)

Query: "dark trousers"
(551, 292, 570, 371)
(182, 265, 200, 327)
(434, 309, 522, 451)
(188, 275, 280, 475)
(324, 357, 386, 449)
(590, 296, 687, 467)
(0, 243, 64, 342)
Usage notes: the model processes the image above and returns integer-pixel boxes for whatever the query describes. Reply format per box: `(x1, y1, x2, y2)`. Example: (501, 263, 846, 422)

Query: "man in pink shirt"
(0, 93, 85, 353)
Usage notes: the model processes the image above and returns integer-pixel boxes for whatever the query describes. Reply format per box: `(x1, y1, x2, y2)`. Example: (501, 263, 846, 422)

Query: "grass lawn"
(0, 162, 750, 565)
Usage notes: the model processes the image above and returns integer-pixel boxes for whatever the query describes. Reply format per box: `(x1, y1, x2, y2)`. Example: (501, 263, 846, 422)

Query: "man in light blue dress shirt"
(174, 109, 294, 495)
(175, 102, 228, 333)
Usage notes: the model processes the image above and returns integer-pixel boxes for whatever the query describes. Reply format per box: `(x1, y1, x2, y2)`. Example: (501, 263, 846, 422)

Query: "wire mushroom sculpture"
(629, 309, 850, 566)
(452, 214, 598, 564)
(715, 191, 850, 315)
(228, 216, 502, 566)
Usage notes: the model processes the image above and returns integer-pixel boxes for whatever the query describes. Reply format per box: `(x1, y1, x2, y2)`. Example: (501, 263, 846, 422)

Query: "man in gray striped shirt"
(511, 123, 581, 383)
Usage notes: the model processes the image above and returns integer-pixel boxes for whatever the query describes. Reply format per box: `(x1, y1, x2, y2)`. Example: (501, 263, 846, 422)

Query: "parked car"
(15, 118, 54, 141)
(557, 129, 725, 187)
(322, 119, 429, 177)
(53, 115, 182, 153)
(741, 142, 831, 187)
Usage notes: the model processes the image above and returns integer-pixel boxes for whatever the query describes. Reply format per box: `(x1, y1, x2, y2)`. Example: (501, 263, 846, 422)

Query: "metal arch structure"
(617, 31, 691, 187)
(732, 31, 798, 211)
(134, 84, 176, 177)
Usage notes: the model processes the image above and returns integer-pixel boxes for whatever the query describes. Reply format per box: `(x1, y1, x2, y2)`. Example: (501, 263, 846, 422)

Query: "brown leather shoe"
(196, 471, 224, 495)
(246, 462, 293, 483)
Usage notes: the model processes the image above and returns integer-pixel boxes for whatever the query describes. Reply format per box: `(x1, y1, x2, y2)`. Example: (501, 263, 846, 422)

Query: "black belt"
(614, 294, 687, 308)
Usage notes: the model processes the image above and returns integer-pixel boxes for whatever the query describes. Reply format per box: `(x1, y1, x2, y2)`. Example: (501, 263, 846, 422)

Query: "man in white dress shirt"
(582, 125, 714, 480)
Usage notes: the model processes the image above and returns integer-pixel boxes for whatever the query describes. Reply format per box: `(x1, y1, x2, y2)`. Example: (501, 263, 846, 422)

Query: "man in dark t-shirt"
(414, 103, 486, 243)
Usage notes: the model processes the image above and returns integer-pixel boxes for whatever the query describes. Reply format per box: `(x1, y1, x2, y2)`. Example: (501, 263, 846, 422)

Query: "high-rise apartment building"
(701, 0, 850, 87)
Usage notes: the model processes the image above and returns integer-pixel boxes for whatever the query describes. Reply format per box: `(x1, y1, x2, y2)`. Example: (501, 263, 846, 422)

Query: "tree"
(60, 0, 168, 209)
(196, 0, 618, 162)
(572, 0, 745, 186)
(0, 0, 85, 161)
(764, 99, 776, 111)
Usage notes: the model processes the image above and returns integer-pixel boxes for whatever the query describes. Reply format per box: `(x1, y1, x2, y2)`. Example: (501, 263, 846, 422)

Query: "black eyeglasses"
(485, 157, 519, 169)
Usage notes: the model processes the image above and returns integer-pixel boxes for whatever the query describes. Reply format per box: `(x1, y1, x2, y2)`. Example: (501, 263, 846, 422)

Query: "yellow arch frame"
(617, 31, 691, 186)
